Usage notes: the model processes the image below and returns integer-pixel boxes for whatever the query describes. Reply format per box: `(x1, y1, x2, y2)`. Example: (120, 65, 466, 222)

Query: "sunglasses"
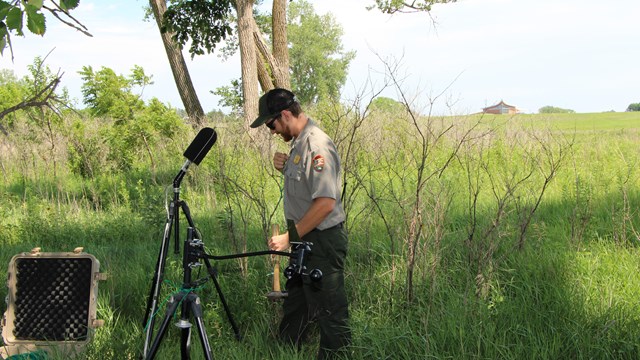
(265, 113, 281, 130)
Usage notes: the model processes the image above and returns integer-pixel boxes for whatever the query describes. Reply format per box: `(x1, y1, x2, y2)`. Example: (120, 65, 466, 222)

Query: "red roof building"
(482, 100, 518, 114)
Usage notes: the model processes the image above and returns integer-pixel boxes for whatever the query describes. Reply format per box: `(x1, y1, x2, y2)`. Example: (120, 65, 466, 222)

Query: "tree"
(79, 65, 147, 120)
(626, 103, 640, 112)
(149, 0, 206, 128)
(78, 65, 184, 173)
(214, 1, 355, 112)
(0, 55, 69, 137)
(162, 0, 290, 124)
(288, 0, 355, 105)
(0, 68, 27, 132)
(0, 0, 91, 60)
(370, 96, 405, 114)
(538, 106, 575, 114)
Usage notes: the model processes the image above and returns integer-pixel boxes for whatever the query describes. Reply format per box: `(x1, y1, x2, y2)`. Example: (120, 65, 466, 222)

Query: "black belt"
(311, 222, 344, 233)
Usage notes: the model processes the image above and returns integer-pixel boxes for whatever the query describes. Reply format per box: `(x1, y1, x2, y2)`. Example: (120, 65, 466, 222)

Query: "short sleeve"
(307, 135, 340, 200)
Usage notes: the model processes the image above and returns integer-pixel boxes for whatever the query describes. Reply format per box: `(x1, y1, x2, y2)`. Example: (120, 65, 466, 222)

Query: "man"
(250, 88, 351, 359)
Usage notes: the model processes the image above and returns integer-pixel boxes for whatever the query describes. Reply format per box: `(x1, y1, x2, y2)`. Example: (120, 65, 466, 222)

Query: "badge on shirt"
(293, 154, 301, 164)
(312, 155, 325, 172)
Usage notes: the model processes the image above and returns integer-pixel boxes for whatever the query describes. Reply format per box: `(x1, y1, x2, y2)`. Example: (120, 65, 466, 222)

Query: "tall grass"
(1, 110, 640, 359)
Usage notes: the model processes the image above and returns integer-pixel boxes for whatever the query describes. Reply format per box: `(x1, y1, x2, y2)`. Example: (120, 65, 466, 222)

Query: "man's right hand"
(273, 152, 289, 173)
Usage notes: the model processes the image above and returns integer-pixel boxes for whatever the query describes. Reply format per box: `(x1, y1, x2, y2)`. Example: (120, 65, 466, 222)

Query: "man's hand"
(268, 232, 290, 251)
(273, 152, 289, 173)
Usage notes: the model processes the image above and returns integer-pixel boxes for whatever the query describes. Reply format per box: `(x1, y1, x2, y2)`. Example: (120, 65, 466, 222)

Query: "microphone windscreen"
(183, 127, 217, 165)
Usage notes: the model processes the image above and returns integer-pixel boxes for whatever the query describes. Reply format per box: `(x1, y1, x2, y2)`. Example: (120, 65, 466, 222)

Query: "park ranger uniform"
(280, 118, 351, 359)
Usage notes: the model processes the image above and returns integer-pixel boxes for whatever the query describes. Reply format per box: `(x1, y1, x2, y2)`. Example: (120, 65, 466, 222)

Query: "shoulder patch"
(312, 154, 325, 172)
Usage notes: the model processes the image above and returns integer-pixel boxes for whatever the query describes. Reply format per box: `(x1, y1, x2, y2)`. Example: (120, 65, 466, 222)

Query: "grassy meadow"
(1, 108, 640, 359)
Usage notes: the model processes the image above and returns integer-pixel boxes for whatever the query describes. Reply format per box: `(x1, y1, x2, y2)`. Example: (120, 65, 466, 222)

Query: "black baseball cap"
(250, 88, 297, 128)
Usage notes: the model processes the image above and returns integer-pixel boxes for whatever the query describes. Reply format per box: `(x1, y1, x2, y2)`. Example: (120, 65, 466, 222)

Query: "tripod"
(142, 167, 240, 359)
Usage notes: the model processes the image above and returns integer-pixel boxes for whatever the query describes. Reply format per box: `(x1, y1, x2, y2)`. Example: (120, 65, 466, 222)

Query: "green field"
(478, 112, 640, 131)
(1, 110, 640, 359)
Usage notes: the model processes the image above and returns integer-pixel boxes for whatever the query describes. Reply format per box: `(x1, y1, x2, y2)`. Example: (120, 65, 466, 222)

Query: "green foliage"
(0, 0, 84, 57)
(163, 0, 234, 57)
(25, 55, 70, 106)
(79, 65, 145, 120)
(6, 6, 24, 36)
(370, 96, 405, 114)
(0, 0, 47, 55)
(0, 56, 70, 166)
(66, 117, 106, 178)
(99, 98, 185, 171)
(0, 68, 27, 127)
(59, 0, 80, 11)
(539, 105, 575, 114)
(288, 0, 355, 105)
(78, 65, 185, 172)
(626, 103, 640, 112)
(211, 77, 243, 115)
(24, 3, 45, 35)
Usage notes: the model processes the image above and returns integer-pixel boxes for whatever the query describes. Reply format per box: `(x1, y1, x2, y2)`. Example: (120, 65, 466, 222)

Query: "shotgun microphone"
(184, 127, 217, 165)
(175, 128, 217, 185)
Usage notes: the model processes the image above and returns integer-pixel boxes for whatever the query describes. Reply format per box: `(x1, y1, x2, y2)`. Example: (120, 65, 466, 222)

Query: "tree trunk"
(236, 0, 259, 125)
(271, 0, 290, 88)
(149, 0, 206, 128)
(250, 0, 290, 92)
(231, 0, 291, 123)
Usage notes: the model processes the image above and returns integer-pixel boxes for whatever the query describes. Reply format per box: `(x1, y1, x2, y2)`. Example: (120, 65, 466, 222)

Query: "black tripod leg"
(145, 292, 184, 360)
(202, 257, 241, 340)
(188, 293, 214, 360)
(143, 215, 174, 354)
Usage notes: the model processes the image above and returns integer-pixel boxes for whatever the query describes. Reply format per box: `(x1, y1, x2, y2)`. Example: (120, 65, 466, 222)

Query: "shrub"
(539, 106, 575, 114)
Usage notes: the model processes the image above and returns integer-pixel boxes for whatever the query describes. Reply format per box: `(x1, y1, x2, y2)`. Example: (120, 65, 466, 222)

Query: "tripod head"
(284, 242, 322, 281)
(282, 219, 323, 281)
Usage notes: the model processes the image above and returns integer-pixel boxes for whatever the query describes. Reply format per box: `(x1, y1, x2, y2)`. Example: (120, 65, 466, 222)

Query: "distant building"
(482, 100, 518, 114)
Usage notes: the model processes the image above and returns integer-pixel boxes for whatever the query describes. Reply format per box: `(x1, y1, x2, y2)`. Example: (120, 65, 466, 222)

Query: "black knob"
(309, 269, 323, 282)
(284, 265, 295, 279)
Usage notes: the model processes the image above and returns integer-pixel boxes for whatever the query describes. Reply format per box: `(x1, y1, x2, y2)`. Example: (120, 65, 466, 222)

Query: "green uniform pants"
(279, 226, 351, 359)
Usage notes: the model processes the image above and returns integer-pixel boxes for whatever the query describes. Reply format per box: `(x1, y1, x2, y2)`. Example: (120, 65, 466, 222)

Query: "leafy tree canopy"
(539, 106, 575, 114)
(78, 65, 184, 171)
(79, 65, 152, 121)
(626, 103, 640, 112)
(288, 0, 355, 105)
(0, 56, 70, 135)
(0, 68, 26, 110)
(162, 0, 234, 57)
(370, 96, 405, 114)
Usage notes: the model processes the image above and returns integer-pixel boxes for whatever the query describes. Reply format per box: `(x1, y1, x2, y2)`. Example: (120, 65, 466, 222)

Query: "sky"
(1, 0, 639, 115)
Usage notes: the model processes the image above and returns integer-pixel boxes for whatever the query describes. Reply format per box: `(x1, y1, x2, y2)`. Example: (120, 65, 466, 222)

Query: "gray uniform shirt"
(283, 119, 346, 230)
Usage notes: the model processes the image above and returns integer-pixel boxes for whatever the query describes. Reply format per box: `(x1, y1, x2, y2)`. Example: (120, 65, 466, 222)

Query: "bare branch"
(43, 5, 93, 37)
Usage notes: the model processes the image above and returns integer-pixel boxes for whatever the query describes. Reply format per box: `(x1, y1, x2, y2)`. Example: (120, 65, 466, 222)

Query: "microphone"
(183, 127, 217, 165)
(175, 127, 217, 185)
